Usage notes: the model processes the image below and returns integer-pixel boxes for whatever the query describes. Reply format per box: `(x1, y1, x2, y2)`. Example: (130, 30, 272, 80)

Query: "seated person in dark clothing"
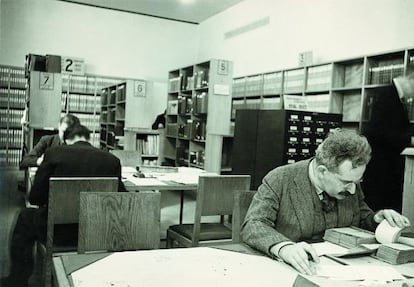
(19, 113, 80, 168)
(151, 110, 166, 130)
(2, 124, 126, 287)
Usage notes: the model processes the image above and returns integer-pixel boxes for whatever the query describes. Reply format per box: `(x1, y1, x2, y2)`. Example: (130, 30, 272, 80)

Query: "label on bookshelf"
(213, 84, 230, 95)
(134, 80, 146, 97)
(39, 72, 54, 90)
(217, 60, 230, 75)
(283, 95, 307, 110)
(61, 56, 85, 75)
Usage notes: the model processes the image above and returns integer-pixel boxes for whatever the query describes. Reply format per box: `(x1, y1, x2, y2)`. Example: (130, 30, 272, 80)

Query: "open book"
(323, 226, 414, 264)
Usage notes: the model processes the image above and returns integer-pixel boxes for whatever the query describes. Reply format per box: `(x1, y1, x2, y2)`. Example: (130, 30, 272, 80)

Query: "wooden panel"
(402, 155, 414, 229)
(49, 177, 118, 224)
(78, 192, 161, 253)
(197, 175, 251, 216)
(29, 71, 62, 129)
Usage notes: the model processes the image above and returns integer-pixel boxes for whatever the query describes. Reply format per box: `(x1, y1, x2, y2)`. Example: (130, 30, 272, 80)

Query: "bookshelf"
(232, 46, 414, 130)
(61, 74, 123, 147)
(0, 65, 26, 166)
(124, 128, 161, 166)
(99, 79, 163, 163)
(164, 59, 233, 173)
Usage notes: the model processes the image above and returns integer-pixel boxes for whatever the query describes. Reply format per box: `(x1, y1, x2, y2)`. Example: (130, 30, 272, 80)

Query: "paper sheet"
(71, 247, 297, 287)
(122, 174, 167, 186)
(311, 241, 349, 256)
(315, 265, 405, 282)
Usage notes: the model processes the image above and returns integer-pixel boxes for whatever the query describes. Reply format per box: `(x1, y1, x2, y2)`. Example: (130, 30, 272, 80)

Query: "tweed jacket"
(29, 141, 126, 206)
(241, 159, 377, 256)
(20, 134, 62, 168)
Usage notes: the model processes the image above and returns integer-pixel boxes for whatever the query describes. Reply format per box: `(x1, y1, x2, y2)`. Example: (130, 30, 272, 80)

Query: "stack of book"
(376, 243, 414, 264)
(323, 226, 377, 248)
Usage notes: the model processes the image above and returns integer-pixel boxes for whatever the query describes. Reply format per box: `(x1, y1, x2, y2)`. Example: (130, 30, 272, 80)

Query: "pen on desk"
(323, 254, 348, 265)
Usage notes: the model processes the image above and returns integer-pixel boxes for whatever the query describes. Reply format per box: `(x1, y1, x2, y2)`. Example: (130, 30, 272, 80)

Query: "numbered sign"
(134, 80, 146, 97)
(61, 56, 85, 75)
(39, 72, 54, 90)
(217, 60, 229, 75)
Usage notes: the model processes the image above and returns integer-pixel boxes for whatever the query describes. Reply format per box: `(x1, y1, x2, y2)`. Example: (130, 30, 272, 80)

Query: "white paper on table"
(315, 265, 405, 281)
(311, 241, 349, 256)
(121, 166, 136, 174)
(71, 247, 297, 287)
(123, 173, 167, 186)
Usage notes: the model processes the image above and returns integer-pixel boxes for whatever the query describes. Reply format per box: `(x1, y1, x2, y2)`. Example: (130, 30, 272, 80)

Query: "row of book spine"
(61, 93, 100, 113)
(136, 135, 159, 155)
(62, 75, 122, 94)
(0, 88, 26, 109)
(0, 109, 24, 127)
(0, 148, 22, 166)
(0, 67, 26, 88)
(369, 64, 404, 85)
(0, 128, 22, 148)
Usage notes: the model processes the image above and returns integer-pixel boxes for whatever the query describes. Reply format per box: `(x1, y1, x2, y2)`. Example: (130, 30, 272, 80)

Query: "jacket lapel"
(289, 160, 315, 239)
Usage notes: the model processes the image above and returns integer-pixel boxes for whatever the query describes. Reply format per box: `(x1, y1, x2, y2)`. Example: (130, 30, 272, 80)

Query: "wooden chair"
(232, 190, 257, 243)
(78, 192, 161, 253)
(38, 177, 118, 287)
(166, 175, 251, 248)
(109, 150, 142, 167)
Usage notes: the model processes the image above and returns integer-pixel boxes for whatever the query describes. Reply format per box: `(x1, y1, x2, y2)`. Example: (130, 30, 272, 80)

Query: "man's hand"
(374, 209, 410, 228)
(277, 242, 319, 275)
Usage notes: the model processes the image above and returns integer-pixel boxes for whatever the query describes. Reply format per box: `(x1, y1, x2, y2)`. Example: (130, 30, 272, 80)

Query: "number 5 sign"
(217, 60, 229, 75)
(61, 56, 85, 75)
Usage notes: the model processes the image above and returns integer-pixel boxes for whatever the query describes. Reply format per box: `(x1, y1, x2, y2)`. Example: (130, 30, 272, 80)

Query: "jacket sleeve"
(29, 149, 55, 206)
(241, 171, 291, 256)
(357, 187, 377, 231)
(20, 136, 51, 169)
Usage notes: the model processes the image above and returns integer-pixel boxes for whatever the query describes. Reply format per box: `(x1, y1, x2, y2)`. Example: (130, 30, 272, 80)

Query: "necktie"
(321, 192, 336, 213)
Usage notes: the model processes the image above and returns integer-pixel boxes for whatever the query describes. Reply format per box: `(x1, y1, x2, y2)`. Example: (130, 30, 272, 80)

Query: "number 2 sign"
(61, 56, 85, 75)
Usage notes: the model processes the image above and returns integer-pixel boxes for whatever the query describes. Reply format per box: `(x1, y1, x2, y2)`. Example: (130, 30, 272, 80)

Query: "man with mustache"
(241, 129, 410, 275)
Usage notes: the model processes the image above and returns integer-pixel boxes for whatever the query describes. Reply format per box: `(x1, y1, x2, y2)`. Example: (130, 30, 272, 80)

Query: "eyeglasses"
(330, 172, 363, 193)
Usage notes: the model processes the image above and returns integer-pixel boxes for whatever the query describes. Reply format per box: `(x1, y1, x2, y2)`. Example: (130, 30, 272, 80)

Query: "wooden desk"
(122, 166, 210, 223)
(52, 243, 414, 287)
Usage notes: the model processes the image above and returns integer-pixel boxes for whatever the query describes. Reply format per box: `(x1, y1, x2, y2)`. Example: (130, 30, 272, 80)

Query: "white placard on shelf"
(214, 84, 230, 95)
(134, 80, 146, 97)
(61, 56, 85, 75)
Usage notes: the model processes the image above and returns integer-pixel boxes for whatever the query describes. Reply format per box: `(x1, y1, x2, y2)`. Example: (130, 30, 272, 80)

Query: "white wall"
(198, 0, 414, 77)
(2, 0, 414, 80)
(0, 0, 199, 82)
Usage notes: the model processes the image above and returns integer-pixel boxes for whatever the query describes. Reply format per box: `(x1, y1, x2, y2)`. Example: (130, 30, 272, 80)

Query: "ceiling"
(58, 0, 245, 24)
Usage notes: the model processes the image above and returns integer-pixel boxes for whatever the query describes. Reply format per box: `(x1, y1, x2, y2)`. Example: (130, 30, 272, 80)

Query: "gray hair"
(314, 129, 371, 172)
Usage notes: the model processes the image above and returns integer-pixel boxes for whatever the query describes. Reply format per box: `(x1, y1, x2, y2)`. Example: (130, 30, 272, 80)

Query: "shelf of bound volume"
(0, 65, 26, 166)
(164, 59, 233, 173)
(231, 46, 414, 130)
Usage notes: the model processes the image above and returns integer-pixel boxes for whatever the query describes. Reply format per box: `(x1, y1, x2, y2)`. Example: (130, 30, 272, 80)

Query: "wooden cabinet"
(164, 59, 233, 173)
(0, 65, 26, 166)
(232, 110, 342, 189)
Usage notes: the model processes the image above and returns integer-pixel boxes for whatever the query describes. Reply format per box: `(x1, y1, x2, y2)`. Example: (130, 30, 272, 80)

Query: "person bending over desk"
(241, 129, 410, 276)
(19, 113, 80, 168)
(1, 124, 126, 287)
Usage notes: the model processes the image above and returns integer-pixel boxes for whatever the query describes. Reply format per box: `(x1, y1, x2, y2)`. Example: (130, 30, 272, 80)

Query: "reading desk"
(52, 243, 414, 287)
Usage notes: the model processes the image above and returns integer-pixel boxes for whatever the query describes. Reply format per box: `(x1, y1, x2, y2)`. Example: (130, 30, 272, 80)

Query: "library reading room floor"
(0, 167, 219, 286)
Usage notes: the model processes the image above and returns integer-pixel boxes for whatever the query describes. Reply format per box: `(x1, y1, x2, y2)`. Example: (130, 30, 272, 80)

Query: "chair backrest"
(78, 192, 161, 253)
(48, 177, 118, 225)
(109, 150, 142, 167)
(232, 190, 257, 243)
(191, 175, 251, 243)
